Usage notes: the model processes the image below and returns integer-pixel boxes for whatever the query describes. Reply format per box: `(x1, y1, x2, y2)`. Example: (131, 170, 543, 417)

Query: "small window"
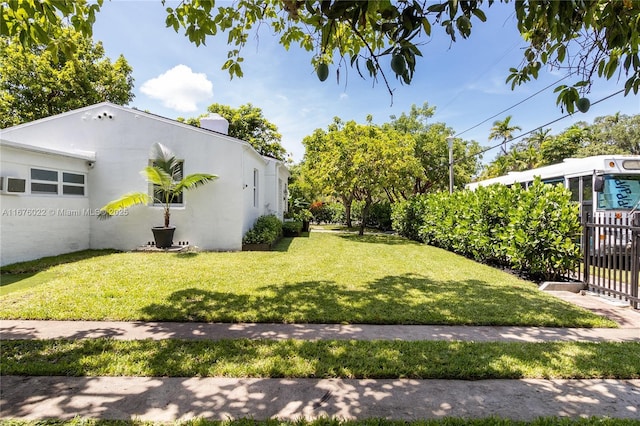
(30, 168, 86, 196)
(569, 178, 579, 202)
(31, 169, 58, 182)
(153, 160, 183, 205)
(63, 172, 85, 196)
(582, 176, 593, 201)
(31, 168, 58, 194)
(253, 169, 259, 208)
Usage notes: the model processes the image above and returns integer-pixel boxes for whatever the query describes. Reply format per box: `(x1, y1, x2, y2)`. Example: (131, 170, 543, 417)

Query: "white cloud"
(140, 65, 213, 112)
(339, 93, 349, 100)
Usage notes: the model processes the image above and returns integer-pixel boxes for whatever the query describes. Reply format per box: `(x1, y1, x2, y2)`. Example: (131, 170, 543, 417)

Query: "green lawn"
(3, 339, 638, 379)
(0, 232, 616, 327)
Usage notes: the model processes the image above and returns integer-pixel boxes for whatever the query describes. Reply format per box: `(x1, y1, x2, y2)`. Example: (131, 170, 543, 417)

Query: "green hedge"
(243, 214, 283, 245)
(282, 220, 303, 236)
(391, 179, 581, 280)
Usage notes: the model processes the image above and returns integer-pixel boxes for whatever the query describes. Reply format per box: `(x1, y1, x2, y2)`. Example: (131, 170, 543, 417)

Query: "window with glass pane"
(30, 168, 86, 196)
(597, 175, 640, 210)
(62, 172, 85, 195)
(582, 176, 593, 201)
(30, 168, 58, 194)
(153, 161, 183, 204)
(568, 178, 579, 202)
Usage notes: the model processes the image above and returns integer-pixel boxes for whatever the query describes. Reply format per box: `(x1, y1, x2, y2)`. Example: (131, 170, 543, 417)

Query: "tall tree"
(388, 103, 482, 194)
(489, 116, 522, 156)
(479, 113, 640, 179)
(0, 28, 134, 128)
(587, 114, 640, 155)
(302, 119, 420, 234)
(180, 103, 287, 161)
(4, 1, 639, 112)
(539, 126, 586, 164)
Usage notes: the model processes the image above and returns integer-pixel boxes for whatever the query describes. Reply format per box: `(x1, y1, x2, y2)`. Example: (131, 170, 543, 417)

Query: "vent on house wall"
(1, 177, 27, 194)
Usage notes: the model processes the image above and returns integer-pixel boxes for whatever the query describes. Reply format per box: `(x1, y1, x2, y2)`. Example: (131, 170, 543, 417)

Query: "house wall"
(0, 145, 91, 266)
(1, 103, 288, 264)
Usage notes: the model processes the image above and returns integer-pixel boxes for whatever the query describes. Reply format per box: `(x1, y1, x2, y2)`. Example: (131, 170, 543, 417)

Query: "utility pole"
(447, 137, 454, 194)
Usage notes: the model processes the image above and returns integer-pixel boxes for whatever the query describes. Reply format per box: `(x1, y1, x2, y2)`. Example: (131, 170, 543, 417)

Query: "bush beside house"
(242, 214, 283, 250)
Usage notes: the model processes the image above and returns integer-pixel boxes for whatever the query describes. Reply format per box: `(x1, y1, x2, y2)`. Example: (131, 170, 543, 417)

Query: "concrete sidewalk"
(1, 291, 639, 422)
(2, 376, 639, 422)
(1, 320, 639, 342)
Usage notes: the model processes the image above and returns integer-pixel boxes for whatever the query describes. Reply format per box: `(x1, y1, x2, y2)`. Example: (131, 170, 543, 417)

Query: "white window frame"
(253, 168, 259, 208)
(151, 160, 184, 206)
(62, 171, 86, 196)
(30, 168, 87, 196)
(30, 168, 59, 195)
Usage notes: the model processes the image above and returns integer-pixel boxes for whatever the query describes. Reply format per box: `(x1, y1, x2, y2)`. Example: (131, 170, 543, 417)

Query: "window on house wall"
(153, 160, 184, 205)
(253, 169, 259, 208)
(31, 168, 58, 194)
(30, 168, 86, 196)
(63, 172, 85, 195)
(278, 179, 283, 213)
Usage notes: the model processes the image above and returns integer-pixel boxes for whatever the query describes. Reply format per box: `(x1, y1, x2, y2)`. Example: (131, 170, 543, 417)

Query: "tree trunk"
(359, 200, 371, 236)
(164, 209, 171, 228)
(343, 196, 353, 228)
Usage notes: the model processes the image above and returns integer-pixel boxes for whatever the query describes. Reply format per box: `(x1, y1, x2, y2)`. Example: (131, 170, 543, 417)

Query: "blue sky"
(92, 1, 639, 164)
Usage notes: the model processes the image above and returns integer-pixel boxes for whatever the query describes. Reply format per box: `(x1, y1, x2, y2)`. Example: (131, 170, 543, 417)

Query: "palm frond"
(98, 192, 151, 220)
(150, 143, 180, 173)
(141, 166, 173, 188)
(174, 174, 218, 193)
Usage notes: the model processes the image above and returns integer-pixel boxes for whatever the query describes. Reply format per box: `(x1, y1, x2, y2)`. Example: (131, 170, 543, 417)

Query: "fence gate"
(578, 212, 640, 309)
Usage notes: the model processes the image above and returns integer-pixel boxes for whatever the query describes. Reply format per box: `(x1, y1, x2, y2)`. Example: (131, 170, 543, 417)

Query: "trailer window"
(569, 178, 579, 202)
(597, 175, 640, 210)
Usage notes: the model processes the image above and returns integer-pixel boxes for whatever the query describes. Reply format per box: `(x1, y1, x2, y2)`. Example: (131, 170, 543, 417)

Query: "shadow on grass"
(273, 237, 294, 252)
(175, 252, 199, 259)
(140, 273, 610, 327)
(0, 249, 119, 276)
(338, 233, 413, 246)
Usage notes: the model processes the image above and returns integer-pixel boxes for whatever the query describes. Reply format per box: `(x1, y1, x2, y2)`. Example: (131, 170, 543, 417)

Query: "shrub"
(391, 178, 581, 280)
(309, 201, 333, 224)
(282, 220, 303, 237)
(506, 180, 581, 280)
(243, 215, 283, 245)
(325, 202, 346, 224)
(391, 195, 429, 241)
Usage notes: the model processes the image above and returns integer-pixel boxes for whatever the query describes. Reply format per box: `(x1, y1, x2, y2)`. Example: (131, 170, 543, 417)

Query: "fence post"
(632, 212, 640, 309)
(581, 211, 590, 286)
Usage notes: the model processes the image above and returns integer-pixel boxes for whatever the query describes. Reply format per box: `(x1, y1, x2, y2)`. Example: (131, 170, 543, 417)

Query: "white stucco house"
(0, 102, 290, 266)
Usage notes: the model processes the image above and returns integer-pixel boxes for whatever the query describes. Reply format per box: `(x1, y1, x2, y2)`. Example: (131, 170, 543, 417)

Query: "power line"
(457, 88, 626, 162)
(453, 72, 574, 138)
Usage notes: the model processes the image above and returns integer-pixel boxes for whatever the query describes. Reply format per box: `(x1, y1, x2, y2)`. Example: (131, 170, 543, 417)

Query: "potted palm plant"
(99, 143, 218, 248)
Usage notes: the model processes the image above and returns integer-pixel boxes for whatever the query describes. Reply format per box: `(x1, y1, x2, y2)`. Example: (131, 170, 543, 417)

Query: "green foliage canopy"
(3, 0, 639, 112)
(0, 27, 134, 128)
(302, 118, 420, 234)
(388, 103, 483, 193)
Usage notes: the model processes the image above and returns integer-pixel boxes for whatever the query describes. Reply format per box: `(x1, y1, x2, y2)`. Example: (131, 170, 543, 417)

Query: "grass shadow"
(175, 252, 199, 259)
(338, 233, 414, 246)
(139, 272, 614, 327)
(0, 249, 119, 275)
(272, 237, 294, 252)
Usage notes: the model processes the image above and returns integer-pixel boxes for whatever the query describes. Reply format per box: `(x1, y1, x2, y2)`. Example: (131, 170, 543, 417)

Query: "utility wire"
(453, 72, 574, 138)
(457, 88, 626, 162)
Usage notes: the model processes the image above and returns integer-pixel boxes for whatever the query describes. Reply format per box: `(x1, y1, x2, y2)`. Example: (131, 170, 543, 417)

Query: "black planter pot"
(152, 226, 176, 248)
